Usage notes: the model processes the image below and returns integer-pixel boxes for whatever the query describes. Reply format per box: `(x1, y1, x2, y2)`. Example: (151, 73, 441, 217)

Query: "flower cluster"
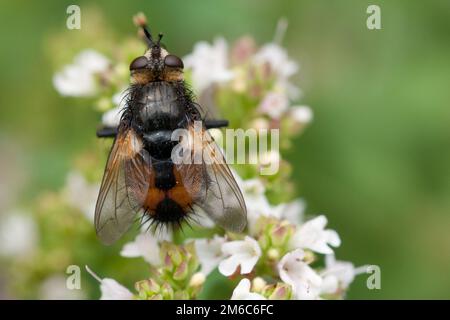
(87, 238, 205, 300)
(181, 31, 314, 203)
(92, 183, 365, 300)
(1, 12, 365, 299)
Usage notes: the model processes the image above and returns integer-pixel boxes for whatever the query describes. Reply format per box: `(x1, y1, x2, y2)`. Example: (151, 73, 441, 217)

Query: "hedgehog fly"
(94, 24, 247, 244)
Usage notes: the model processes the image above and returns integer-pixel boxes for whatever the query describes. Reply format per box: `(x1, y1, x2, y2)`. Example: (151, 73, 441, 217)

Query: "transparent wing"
(95, 126, 151, 245)
(175, 123, 247, 232)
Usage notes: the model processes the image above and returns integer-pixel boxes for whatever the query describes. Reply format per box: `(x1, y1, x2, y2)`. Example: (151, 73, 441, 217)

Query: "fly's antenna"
(142, 25, 154, 46)
(133, 12, 154, 47)
(156, 32, 163, 45)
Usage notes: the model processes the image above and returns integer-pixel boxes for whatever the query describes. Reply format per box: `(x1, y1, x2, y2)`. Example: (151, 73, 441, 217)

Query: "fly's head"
(130, 27, 184, 84)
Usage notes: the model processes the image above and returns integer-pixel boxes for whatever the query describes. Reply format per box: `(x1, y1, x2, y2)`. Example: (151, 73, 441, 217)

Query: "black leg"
(204, 119, 229, 129)
(96, 127, 118, 138)
(96, 119, 229, 138)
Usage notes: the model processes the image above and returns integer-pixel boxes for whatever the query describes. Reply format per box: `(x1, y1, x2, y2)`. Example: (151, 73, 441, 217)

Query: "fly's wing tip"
(95, 223, 123, 246)
(97, 235, 117, 246)
(215, 208, 248, 234)
(232, 217, 248, 233)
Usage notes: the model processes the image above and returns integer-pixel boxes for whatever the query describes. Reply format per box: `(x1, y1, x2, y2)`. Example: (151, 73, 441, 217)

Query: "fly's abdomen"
(143, 130, 178, 160)
(142, 160, 193, 225)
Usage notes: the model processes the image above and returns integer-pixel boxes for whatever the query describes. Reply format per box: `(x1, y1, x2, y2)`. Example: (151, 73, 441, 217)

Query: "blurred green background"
(1, 0, 449, 299)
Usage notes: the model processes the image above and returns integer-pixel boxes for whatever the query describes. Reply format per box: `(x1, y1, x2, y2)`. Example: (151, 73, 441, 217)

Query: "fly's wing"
(175, 123, 247, 232)
(95, 125, 151, 245)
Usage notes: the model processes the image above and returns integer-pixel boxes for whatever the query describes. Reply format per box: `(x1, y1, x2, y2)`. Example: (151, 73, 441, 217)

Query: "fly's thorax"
(130, 47, 184, 84)
(134, 82, 186, 131)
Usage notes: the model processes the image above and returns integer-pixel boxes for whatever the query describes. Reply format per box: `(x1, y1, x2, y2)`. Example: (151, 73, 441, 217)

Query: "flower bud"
(133, 12, 147, 27)
(174, 290, 190, 300)
(267, 248, 279, 260)
(173, 261, 189, 281)
(185, 241, 199, 273)
(261, 283, 276, 297)
(136, 279, 159, 293)
(189, 272, 206, 287)
(252, 277, 267, 293)
(135, 278, 160, 300)
(271, 221, 294, 247)
(268, 283, 292, 300)
(160, 242, 183, 269)
(160, 282, 174, 300)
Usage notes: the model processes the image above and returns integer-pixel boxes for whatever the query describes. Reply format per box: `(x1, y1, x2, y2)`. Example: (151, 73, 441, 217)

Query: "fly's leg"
(96, 119, 229, 138)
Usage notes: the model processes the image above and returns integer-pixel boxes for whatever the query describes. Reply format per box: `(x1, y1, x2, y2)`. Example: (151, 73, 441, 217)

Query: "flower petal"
(194, 236, 226, 275)
(218, 255, 241, 276)
(100, 279, 133, 300)
(278, 249, 322, 300)
(120, 233, 160, 265)
(231, 279, 266, 300)
(240, 255, 259, 274)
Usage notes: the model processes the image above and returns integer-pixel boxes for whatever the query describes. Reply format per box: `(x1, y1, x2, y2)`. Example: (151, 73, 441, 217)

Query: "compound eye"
(129, 56, 148, 70)
(164, 54, 184, 69)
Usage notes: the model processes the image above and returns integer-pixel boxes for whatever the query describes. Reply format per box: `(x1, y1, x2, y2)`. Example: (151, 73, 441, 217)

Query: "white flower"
(63, 171, 99, 221)
(39, 275, 86, 300)
(0, 211, 38, 257)
(101, 89, 128, 127)
(272, 199, 305, 225)
(258, 91, 289, 119)
(218, 236, 261, 276)
(233, 170, 305, 232)
(194, 235, 227, 276)
(231, 278, 266, 300)
(278, 249, 322, 300)
(320, 255, 368, 294)
(99, 279, 133, 300)
(184, 38, 234, 92)
(238, 178, 271, 215)
(253, 43, 299, 99)
(74, 50, 110, 73)
(53, 65, 97, 97)
(53, 49, 109, 97)
(120, 233, 162, 265)
(112, 89, 128, 108)
(86, 266, 133, 300)
(101, 106, 122, 128)
(254, 43, 298, 78)
(288, 105, 313, 124)
(289, 215, 341, 254)
(245, 195, 273, 234)
(233, 173, 305, 233)
(232, 173, 272, 234)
